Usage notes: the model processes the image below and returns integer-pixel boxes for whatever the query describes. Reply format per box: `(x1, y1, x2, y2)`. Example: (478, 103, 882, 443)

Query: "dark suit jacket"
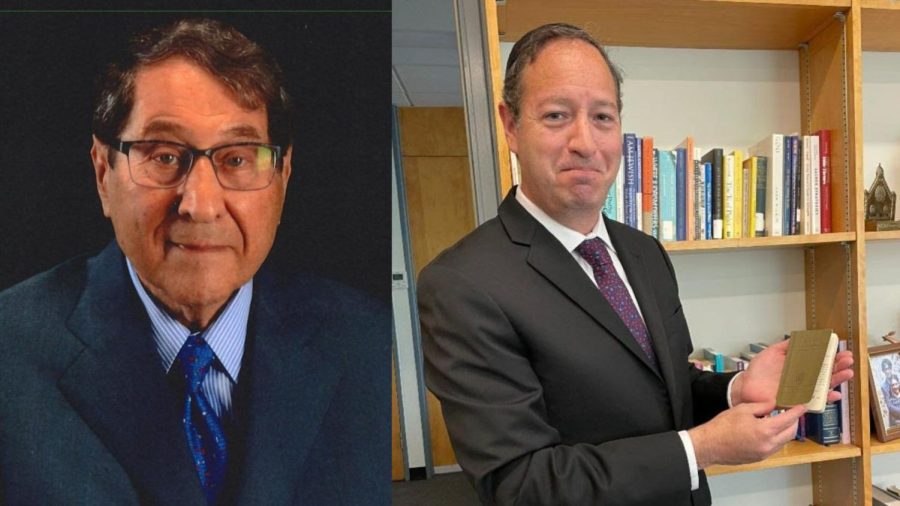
(0, 243, 388, 505)
(418, 190, 734, 506)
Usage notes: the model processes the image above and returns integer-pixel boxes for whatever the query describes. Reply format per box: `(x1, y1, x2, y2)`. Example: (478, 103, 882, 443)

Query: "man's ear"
(90, 135, 113, 217)
(498, 102, 519, 154)
(279, 146, 293, 195)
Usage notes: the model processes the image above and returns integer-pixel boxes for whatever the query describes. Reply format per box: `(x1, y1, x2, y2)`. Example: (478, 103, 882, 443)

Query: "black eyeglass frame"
(106, 138, 285, 191)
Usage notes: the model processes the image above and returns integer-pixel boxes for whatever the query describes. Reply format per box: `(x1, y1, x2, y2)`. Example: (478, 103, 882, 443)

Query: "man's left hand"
(731, 338, 855, 406)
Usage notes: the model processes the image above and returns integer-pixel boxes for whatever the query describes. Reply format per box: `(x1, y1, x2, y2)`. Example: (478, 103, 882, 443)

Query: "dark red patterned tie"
(576, 238, 658, 367)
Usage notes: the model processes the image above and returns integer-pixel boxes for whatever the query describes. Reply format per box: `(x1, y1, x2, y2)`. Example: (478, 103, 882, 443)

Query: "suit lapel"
(500, 193, 660, 378)
(233, 274, 342, 505)
(59, 244, 206, 506)
(607, 221, 682, 423)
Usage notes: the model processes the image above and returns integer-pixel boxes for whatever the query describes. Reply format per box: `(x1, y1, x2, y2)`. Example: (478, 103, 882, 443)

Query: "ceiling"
(392, 0, 462, 107)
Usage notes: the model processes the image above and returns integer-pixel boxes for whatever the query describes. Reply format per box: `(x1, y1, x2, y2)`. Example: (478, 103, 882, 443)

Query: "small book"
(776, 329, 839, 413)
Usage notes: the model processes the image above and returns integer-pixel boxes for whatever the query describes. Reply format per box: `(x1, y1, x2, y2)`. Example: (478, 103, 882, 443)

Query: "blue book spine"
(704, 162, 713, 240)
(791, 135, 801, 235)
(675, 148, 686, 241)
(651, 149, 660, 239)
(658, 150, 677, 241)
(805, 400, 841, 445)
(624, 133, 638, 229)
(783, 136, 793, 235)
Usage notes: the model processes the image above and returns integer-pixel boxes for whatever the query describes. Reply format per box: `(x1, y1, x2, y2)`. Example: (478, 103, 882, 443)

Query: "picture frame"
(868, 343, 900, 442)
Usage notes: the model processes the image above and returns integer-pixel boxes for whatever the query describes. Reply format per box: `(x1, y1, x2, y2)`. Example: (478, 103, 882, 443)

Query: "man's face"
(91, 57, 291, 323)
(500, 38, 621, 232)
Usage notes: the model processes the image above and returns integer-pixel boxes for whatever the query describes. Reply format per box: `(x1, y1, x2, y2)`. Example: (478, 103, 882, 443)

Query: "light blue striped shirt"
(126, 259, 252, 421)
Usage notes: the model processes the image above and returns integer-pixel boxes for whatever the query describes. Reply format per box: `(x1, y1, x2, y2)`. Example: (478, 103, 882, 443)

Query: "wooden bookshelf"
(861, 0, 900, 51)
(865, 230, 900, 241)
(663, 232, 856, 252)
(707, 441, 860, 476)
(497, 0, 850, 49)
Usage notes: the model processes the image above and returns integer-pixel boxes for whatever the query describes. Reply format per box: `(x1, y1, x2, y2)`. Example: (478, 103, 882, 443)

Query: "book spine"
(811, 134, 820, 234)
(615, 159, 625, 223)
(685, 146, 695, 241)
(755, 156, 767, 237)
(652, 150, 660, 239)
(659, 150, 676, 241)
(805, 401, 841, 446)
(636, 138, 643, 231)
(713, 153, 723, 239)
(702, 347, 724, 373)
(602, 178, 617, 220)
(818, 129, 831, 233)
(733, 151, 743, 238)
(694, 158, 704, 240)
(742, 158, 752, 238)
(724, 154, 735, 239)
(791, 135, 800, 235)
(676, 148, 686, 241)
(704, 163, 712, 240)
(624, 133, 637, 229)
(839, 340, 850, 444)
(802, 135, 811, 234)
(642, 137, 654, 235)
(770, 135, 784, 237)
(783, 136, 792, 235)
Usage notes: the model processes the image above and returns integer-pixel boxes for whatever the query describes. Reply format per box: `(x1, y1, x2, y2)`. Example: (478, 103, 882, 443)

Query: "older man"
(418, 23, 853, 505)
(0, 18, 386, 505)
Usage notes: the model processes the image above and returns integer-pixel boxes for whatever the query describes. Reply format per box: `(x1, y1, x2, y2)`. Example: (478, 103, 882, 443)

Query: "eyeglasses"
(107, 139, 284, 191)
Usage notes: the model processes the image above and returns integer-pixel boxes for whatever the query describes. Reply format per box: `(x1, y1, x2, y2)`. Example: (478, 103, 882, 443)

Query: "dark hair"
(884, 359, 893, 371)
(503, 23, 623, 121)
(93, 18, 293, 151)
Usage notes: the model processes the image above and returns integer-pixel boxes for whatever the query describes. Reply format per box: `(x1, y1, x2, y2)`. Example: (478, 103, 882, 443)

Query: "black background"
(0, 10, 389, 304)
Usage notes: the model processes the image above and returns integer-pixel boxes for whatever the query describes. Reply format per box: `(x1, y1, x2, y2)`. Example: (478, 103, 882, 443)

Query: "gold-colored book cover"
(775, 329, 838, 413)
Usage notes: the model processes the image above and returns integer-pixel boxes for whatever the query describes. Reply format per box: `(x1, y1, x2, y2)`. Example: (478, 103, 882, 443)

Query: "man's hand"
(689, 403, 805, 469)
(730, 339, 855, 406)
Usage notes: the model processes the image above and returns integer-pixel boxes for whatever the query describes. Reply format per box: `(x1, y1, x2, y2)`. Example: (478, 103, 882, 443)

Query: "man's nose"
(567, 115, 598, 158)
(177, 156, 225, 222)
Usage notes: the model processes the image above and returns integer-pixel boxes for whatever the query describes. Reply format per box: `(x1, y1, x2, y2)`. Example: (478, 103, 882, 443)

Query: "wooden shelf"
(662, 232, 856, 252)
(497, 0, 850, 49)
(865, 230, 900, 241)
(870, 437, 900, 455)
(707, 440, 860, 476)
(861, 1, 900, 51)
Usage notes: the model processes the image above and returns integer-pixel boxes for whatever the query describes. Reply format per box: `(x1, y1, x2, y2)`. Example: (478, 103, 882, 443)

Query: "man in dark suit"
(418, 23, 853, 505)
(0, 19, 386, 505)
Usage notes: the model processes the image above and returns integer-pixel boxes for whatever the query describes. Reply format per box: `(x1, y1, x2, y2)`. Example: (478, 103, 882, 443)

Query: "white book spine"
(811, 135, 821, 234)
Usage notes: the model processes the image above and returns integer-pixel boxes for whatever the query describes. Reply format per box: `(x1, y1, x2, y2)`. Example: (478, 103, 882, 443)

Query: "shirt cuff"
(678, 430, 699, 491)
(727, 371, 743, 408)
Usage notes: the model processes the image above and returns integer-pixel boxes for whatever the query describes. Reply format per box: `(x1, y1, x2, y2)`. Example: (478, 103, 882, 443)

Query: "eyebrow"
(535, 97, 617, 109)
(138, 121, 265, 142)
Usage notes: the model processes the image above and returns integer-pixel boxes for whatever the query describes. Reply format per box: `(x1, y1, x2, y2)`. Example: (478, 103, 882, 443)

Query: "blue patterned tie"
(175, 333, 227, 504)
(576, 238, 659, 369)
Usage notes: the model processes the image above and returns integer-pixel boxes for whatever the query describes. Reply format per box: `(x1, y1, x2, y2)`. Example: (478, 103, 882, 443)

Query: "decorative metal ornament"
(865, 164, 900, 231)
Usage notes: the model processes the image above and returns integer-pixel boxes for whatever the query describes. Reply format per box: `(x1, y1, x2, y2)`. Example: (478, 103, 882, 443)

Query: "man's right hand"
(688, 402, 806, 469)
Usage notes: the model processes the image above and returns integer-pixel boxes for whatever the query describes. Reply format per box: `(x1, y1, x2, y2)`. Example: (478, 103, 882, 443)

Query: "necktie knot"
(176, 334, 216, 393)
(576, 237, 612, 270)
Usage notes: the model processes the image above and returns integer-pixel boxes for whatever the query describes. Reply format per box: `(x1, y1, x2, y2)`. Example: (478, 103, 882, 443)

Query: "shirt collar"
(515, 186, 613, 253)
(126, 258, 252, 382)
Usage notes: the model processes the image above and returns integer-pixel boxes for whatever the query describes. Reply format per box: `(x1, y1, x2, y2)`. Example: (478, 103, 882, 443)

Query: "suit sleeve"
(419, 262, 698, 506)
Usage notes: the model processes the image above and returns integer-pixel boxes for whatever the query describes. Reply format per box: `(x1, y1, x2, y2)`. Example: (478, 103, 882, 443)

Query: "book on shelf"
(838, 339, 850, 444)
(789, 134, 801, 235)
(748, 342, 769, 353)
(805, 397, 840, 445)
(675, 148, 687, 241)
(742, 156, 752, 238)
(677, 137, 696, 240)
(651, 149, 660, 238)
(747, 134, 783, 237)
(701, 148, 724, 239)
(694, 155, 705, 241)
(658, 149, 676, 241)
(704, 162, 712, 240)
(801, 135, 812, 234)
(810, 134, 821, 235)
(702, 347, 725, 373)
(817, 129, 832, 233)
(602, 177, 617, 220)
(615, 159, 624, 223)
(775, 329, 839, 413)
(623, 133, 638, 229)
(723, 152, 735, 239)
(731, 150, 744, 238)
(636, 137, 643, 231)
(641, 136, 654, 236)
(755, 156, 768, 237)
